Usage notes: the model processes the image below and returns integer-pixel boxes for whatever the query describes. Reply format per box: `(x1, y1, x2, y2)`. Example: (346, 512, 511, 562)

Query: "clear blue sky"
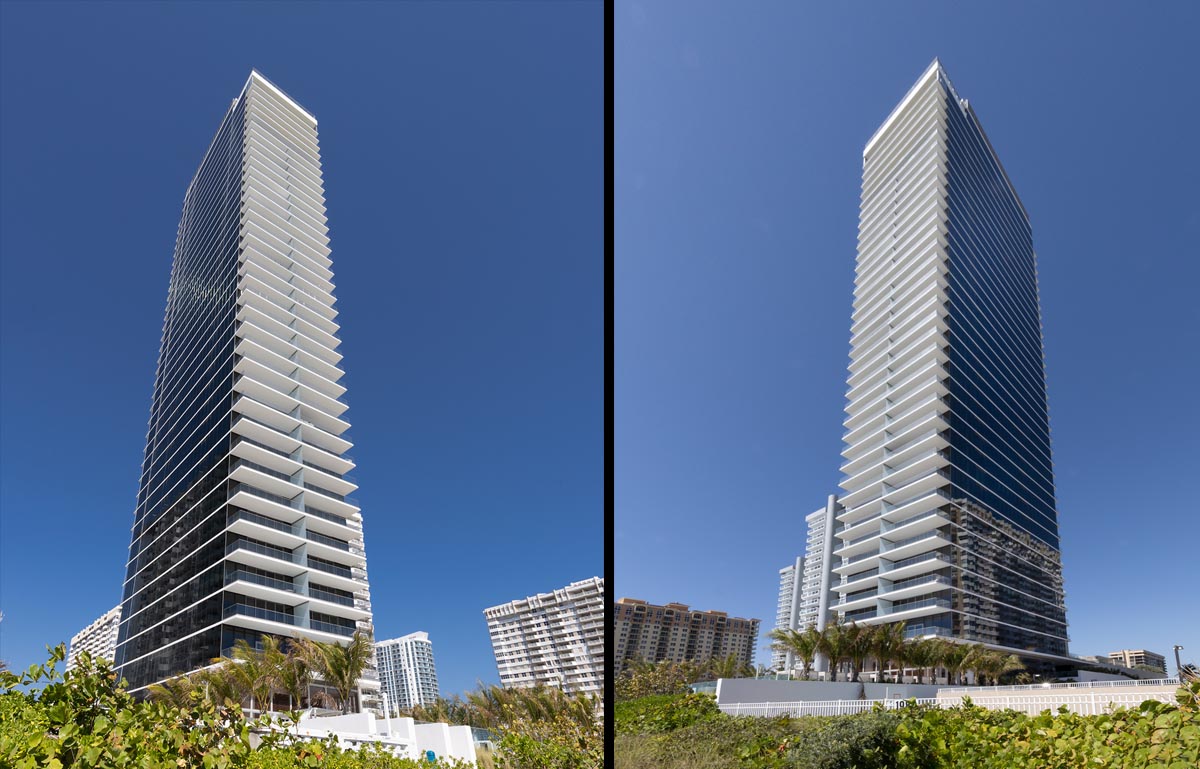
(0, 1, 602, 697)
(616, 0, 1200, 670)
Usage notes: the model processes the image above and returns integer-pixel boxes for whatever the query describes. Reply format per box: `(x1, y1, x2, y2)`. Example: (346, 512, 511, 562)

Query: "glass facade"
(114, 97, 245, 688)
(937, 71, 1068, 655)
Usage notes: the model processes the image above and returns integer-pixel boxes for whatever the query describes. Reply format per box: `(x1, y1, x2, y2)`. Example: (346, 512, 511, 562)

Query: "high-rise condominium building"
(796, 497, 839, 635)
(828, 60, 1068, 661)
(613, 598, 760, 673)
(1108, 650, 1167, 675)
(772, 556, 803, 670)
(112, 72, 375, 697)
(376, 632, 440, 714)
(484, 577, 604, 696)
(67, 606, 122, 670)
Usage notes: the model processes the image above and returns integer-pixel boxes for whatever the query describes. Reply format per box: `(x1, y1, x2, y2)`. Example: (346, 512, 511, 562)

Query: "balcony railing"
(887, 596, 951, 614)
(225, 568, 296, 593)
(233, 483, 297, 508)
(838, 567, 879, 586)
(224, 602, 295, 626)
(230, 509, 294, 535)
(227, 538, 296, 563)
(233, 458, 295, 483)
(307, 557, 352, 579)
(234, 435, 294, 461)
(310, 619, 355, 637)
(834, 589, 878, 607)
(309, 586, 355, 607)
(306, 530, 350, 551)
(304, 506, 350, 527)
(881, 530, 942, 552)
(887, 574, 950, 592)
(883, 551, 947, 571)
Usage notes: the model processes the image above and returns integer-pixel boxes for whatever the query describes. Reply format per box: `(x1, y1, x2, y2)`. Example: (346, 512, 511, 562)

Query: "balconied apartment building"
(819, 60, 1069, 666)
(376, 632, 440, 713)
(67, 606, 122, 670)
(112, 72, 377, 702)
(771, 556, 803, 670)
(1108, 649, 1167, 675)
(614, 598, 760, 673)
(484, 577, 604, 697)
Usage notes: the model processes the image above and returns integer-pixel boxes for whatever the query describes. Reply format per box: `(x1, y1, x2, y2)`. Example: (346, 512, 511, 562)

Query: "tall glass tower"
(113, 72, 376, 695)
(832, 61, 1068, 659)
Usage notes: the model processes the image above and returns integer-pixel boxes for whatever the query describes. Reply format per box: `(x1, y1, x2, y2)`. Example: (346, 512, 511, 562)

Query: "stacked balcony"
(219, 74, 370, 646)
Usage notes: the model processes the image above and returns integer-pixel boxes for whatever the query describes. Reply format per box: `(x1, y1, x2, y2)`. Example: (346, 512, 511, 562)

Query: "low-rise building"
(1107, 649, 1167, 675)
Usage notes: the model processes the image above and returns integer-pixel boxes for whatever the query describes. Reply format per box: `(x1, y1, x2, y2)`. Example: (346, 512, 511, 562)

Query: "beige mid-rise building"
(614, 598, 759, 673)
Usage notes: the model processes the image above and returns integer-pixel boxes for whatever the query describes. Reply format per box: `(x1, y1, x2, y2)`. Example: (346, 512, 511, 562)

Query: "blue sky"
(0, 1, 602, 697)
(616, 0, 1199, 669)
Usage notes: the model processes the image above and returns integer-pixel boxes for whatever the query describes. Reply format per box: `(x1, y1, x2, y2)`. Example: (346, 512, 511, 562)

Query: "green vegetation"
(1, 644, 599, 769)
(615, 654, 754, 700)
(616, 683, 1200, 769)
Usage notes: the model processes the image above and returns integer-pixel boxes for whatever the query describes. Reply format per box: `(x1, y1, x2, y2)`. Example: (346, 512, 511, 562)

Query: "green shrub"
(894, 684, 1200, 769)
(614, 693, 721, 734)
(615, 684, 1200, 769)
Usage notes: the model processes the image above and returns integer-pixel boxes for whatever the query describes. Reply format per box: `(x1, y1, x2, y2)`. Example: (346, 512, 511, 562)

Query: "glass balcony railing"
(308, 586, 355, 607)
(230, 509, 295, 535)
(234, 435, 294, 461)
(225, 568, 295, 593)
(881, 530, 942, 552)
(233, 458, 294, 484)
(882, 551, 947, 571)
(307, 557, 352, 579)
(227, 538, 296, 563)
(886, 596, 951, 614)
(224, 602, 295, 626)
(303, 506, 350, 527)
(306, 530, 350, 551)
(838, 567, 880, 586)
(310, 619, 355, 637)
(233, 483, 297, 508)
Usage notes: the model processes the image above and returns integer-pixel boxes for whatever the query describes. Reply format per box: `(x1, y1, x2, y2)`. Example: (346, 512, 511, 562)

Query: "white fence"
(720, 699, 939, 718)
(940, 677, 1179, 694)
(719, 690, 1177, 719)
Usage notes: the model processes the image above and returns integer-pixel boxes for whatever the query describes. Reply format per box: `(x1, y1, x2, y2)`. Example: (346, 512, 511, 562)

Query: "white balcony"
(878, 574, 951, 603)
(880, 552, 950, 582)
(232, 416, 300, 456)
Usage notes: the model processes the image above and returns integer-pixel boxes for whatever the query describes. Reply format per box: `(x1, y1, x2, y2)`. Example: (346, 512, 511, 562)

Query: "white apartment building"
(484, 577, 604, 697)
(376, 632, 440, 714)
(67, 606, 122, 670)
(772, 557, 803, 671)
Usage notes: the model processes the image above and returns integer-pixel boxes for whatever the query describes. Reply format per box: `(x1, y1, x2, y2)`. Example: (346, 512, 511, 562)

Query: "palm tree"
(195, 664, 241, 707)
(147, 672, 201, 707)
(936, 639, 971, 686)
(768, 626, 820, 680)
(296, 630, 375, 714)
(842, 622, 874, 683)
(817, 622, 850, 682)
(705, 653, 753, 680)
(226, 639, 276, 717)
(263, 636, 311, 711)
(870, 622, 907, 683)
(961, 643, 991, 686)
(902, 638, 941, 684)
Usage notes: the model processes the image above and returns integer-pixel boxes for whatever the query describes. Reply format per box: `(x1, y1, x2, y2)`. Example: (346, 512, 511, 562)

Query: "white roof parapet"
(240, 70, 318, 126)
(863, 58, 941, 157)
